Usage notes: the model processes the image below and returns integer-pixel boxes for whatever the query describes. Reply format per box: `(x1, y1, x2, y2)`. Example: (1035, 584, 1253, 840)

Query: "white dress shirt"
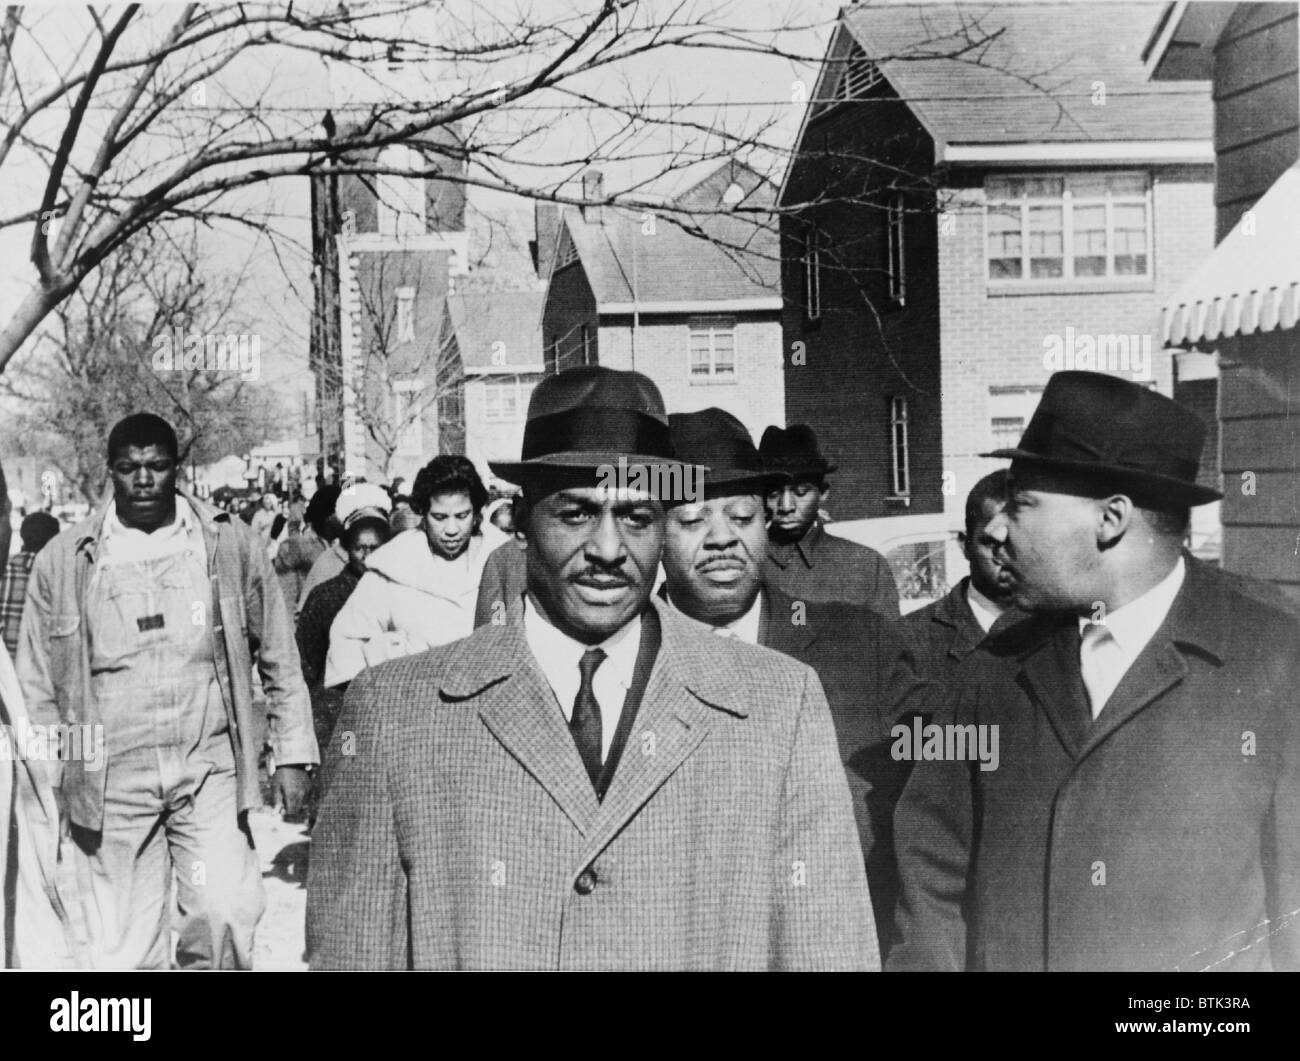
(1078, 556, 1186, 717)
(965, 581, 1007, 634)
(665, 590, 764, 644)
(522, 594, 643, 763)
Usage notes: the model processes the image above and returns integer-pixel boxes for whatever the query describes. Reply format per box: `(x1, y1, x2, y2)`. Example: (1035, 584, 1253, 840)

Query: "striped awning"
(1161, 162, 1300, 348)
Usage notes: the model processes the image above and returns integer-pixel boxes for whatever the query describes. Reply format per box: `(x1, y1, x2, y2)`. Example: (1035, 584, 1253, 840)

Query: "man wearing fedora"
(890, 371, 1300, 971)
(659, 408, 927, 957)
(306, 368, 878, 970)
(760, 424, 899, 617)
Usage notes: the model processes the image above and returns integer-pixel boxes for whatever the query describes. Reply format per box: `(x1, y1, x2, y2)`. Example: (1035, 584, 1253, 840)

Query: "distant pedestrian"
(0, 512, 61, 655)
(280, 485, 343, 618)
(324, 456, 505, 686)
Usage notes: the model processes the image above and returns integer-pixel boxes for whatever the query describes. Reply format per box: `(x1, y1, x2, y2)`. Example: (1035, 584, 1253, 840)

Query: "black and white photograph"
(0, 0, 1296, 1018)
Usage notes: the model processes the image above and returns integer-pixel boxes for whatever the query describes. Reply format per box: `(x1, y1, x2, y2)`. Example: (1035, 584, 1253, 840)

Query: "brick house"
(309, 120, 468, 483)
(537, 161, 785, 442)
(434, 288, 546, 489)
(1147, 0, 1300, 604)
(779, 2, 1215, 540)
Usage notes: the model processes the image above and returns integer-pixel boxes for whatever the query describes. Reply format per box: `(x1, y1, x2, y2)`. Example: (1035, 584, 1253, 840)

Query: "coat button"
(574, 869, 597, 895)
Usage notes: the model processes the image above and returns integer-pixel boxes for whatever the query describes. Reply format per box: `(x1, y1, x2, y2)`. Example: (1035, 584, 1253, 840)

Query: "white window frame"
(484, 378, 531, 422)
(393, 380, 425, 458)
(687, 316, 738, 383)
(889, 395, 910, 498)
(984, 172, 1153, 285)
(887, 193, 906, 305)
(395, 287, 415, 343)
(803, 230, 821, 320)
(987, 387, 1044, 451)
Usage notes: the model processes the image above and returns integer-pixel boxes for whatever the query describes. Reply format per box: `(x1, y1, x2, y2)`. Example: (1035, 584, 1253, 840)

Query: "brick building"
(309, 120, 468, 483)
(780, 2, 1215, 539)
(1148, 0, 1300, 604)
(538, 162, 785, 442)
(435, 289, 546, 489)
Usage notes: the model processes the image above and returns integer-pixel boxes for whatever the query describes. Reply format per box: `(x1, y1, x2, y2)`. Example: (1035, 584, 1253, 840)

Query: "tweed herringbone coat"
(306, 596, 879, 970)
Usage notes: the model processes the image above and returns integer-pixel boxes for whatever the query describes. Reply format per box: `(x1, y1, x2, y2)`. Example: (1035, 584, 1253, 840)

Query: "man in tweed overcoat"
(306, 367, 878, 970)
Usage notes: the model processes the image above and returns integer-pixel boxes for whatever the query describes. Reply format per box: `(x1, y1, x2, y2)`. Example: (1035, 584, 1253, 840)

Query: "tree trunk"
(0, 282, 61, 376)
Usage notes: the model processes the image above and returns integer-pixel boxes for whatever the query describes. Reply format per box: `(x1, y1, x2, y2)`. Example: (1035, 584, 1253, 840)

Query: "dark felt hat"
(489, 365, 690, 484)
(668, 409, 785, 500)
(758, 424, 837, 480)
(981, 370, 1222, 506)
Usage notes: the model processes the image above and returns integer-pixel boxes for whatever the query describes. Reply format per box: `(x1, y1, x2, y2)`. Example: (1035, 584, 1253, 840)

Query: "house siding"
(1213, 3, 1299, 239)
(1208, 3, 1300, 605)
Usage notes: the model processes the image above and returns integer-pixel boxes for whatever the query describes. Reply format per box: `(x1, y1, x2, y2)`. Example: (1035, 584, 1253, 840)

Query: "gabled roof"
(820, 3, 1211, 151)
(555, 162, 781, 311)
(445, 289, 545, 372)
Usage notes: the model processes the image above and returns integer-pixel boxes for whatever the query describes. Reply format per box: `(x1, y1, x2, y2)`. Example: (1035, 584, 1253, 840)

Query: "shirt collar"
(1076, 556, 1187, 655)
(100, 493, 195, 544)
(966, 580, 1010, 634)
(769, 519, 821, 570)
(664, 588, 764, 645)
(522, 592, 643, 688)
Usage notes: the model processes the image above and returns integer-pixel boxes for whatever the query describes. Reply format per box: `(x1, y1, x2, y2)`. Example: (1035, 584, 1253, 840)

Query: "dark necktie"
(571, 647, 607, 789)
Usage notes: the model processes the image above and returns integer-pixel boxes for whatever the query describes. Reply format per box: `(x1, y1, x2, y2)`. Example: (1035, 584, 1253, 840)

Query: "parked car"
(824, 512, 965, 615)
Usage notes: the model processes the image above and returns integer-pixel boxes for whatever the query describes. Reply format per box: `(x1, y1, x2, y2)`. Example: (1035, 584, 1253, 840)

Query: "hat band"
(522, 407, 673, 462)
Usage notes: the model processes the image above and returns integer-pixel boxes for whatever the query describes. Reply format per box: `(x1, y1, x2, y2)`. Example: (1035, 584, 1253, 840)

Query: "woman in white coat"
(324, 456, 505, 688)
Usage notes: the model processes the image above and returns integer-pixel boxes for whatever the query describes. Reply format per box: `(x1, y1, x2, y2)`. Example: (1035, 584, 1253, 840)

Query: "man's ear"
(1096, 494, 1133, 548)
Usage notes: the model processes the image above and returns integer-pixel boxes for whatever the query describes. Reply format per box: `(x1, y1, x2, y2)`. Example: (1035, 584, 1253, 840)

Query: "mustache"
(574, 566, 632, 584)
(697, 553, 749, 571)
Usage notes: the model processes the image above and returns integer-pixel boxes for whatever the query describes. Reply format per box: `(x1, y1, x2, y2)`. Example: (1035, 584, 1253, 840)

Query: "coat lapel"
(1016, 618, 1092, 759)
(442, 610, 601, 834)
(1078, 562, 1228, 758)
(579, 598, 751, 864)
(759, 587, 818, 656)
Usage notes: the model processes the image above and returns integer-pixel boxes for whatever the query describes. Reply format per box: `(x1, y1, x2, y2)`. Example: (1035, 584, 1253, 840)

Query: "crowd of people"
(1, 364, 1297, 972)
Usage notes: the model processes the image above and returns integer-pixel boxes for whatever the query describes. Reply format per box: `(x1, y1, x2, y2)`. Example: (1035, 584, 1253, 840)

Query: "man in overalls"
(17, 413, 317, 969)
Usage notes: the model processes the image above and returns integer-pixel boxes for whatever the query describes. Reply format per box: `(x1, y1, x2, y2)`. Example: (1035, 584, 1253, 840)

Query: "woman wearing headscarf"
(323, 455, 506, 687)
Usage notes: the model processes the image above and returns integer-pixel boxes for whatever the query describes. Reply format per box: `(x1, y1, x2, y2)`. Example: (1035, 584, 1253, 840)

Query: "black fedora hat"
(489, 365, 692, 484)
(758, 424, 837, 480)
(981, 371, 1222, 506)
(668, 409, 785, 501)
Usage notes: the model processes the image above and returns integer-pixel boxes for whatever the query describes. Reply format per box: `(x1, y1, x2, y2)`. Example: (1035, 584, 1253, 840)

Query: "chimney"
(581, 169, 604, 223)
(532, 202, 560, 279)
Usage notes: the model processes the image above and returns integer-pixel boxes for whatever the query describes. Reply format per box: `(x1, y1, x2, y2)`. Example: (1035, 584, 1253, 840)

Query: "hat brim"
(489, 452, 700, 486)
(981, 448, 1223, 506)
(765, 463, 836, 481)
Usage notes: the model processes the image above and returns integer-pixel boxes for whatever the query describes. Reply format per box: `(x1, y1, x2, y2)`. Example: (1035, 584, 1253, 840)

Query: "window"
(886, 193, 906, 305)
(889, 395, 910, 497)
(688, 318, 737, 382)
(546, 336, 559, 374)
(376, 145, 426, 238)
(987, 174, 1152, 283)
(838, 46, 882, 100)
(554, 227, 579, 271)
(985, 173, 1151, 284)
(485, 379, 532, 422)
(988, 387, 1043, 450)
(393, 382, 424, 458)
(803, 229, 821, 320)
(581, 324, 592, 365)
(395, 287, 415, 343)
